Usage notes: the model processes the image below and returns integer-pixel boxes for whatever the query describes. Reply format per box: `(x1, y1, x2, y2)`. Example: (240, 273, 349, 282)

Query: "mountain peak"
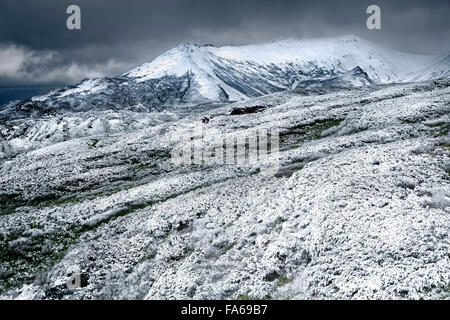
(173, 42, 201, 51)
(121, 36, 437, 101)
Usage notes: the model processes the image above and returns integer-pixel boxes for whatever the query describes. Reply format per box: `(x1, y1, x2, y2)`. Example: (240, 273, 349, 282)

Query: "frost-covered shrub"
(424, 189, 450, 209)
(438, 133, 450, 146)
(321, 125, 340, 137)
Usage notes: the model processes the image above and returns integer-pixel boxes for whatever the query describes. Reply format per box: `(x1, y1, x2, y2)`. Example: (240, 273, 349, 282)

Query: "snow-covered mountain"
(124, 35, 435, 100)
(0, 36, 447, 158)
(1, 35, 443, 117)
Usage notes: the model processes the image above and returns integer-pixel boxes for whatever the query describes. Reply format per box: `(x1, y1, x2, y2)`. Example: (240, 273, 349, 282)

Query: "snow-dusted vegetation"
(0, 78, 448, 299)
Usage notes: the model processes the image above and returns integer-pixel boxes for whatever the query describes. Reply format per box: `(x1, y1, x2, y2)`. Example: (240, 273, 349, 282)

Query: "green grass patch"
(280, 118, 343, 150)
(89, 138, 100, 148)
(0, 194, 63, 216)
(0, 230, 79, 293)
(277, 274, 292, 287)
(0, 195, 22, 215)
(237, 293, 254, 300)
(425, 122, 450, 137)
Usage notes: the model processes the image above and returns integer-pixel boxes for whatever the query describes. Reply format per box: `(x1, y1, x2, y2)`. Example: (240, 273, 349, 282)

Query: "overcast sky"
(0, 0, 448, 86)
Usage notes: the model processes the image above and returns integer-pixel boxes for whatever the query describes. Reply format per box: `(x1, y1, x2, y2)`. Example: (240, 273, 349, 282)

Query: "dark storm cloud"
(0, 0, 448, 85)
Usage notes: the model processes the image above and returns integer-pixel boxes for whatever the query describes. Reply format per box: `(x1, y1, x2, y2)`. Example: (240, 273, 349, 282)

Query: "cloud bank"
(0, 0, 448, 85)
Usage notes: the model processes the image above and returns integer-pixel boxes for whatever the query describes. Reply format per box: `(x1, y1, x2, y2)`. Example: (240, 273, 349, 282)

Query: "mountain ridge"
(2, 35, 446, 111)
(122, 35, 436, 100)
(0, 36, 448, 158)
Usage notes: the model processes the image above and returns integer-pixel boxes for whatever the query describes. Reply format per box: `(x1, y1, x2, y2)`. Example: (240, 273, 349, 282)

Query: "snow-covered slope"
(295, 66, 374, 88)
(0, 79, 448, 300)
(410, 53, 450, 81)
